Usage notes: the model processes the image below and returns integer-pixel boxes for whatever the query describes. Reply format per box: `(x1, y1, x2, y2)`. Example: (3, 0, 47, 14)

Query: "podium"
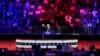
(42, 31, 54, 39)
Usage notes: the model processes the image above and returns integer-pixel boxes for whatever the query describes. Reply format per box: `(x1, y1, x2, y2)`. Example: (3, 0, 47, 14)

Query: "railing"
(0, 26, 99, 35)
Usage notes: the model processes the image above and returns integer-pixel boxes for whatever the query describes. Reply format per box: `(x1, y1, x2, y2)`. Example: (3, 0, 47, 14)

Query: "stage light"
(30, 5, 35, 9)
(43, 0, 48, 5)
(38, 6, 43, 10)
(36, 10, 41, 14)
(40, 9, 45, 13)
(28, 12, 33, 15)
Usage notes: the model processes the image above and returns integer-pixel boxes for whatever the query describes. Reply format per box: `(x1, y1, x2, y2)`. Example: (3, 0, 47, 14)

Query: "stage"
(0, 39, 100, 51)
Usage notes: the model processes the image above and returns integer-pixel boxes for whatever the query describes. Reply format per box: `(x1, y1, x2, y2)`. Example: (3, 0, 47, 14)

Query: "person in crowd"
(87, 45, 98, 56)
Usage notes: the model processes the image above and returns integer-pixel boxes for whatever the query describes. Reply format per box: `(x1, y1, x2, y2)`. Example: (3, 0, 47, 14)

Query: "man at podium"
(42, 24, 54, 39)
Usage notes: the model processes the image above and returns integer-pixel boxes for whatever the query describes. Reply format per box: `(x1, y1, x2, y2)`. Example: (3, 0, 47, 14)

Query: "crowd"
(0, 0, 100, 27)
(0, 0, 100, 34)
(0, 45, 100, 56)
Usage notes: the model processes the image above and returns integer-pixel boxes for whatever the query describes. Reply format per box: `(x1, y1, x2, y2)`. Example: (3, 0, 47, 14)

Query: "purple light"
(87, 23, 92, 27)
(36, 10, 41, 14)
(30, 5, 35, 9)
(92, 10, 97, 17)
(80, 9, 86, 14)
(23, 10, 27, 14)
(28, 12, 33, 15)
(16, 0, 20, 2)
(25, 2, 30, 9)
